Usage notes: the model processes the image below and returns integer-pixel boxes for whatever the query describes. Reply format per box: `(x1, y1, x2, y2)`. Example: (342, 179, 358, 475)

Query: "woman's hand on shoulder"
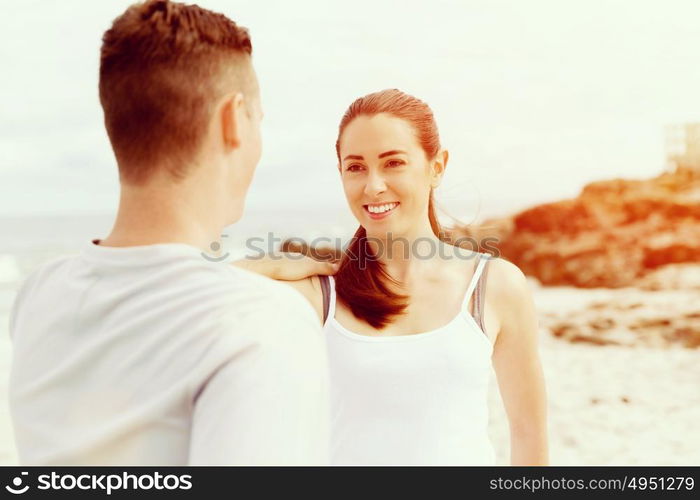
(232, 252, 338, 281)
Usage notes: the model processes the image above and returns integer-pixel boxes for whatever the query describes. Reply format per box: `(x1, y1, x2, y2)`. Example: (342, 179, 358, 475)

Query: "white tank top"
(322, 252, 497, 465)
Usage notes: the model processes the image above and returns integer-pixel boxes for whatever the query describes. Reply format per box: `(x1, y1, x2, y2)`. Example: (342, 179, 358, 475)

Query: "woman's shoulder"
(483, 255, 531, 301)
(483, 255, 538, 341)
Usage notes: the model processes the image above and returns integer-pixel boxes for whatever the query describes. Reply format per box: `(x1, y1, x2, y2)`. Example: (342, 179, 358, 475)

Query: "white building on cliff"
(666, 123, 700, 173)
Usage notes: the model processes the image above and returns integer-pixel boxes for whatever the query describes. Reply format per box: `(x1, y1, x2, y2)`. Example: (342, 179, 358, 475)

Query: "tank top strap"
(461, 252, 488, 311)
(319, 275, 337, 327)
(471, 255, 491, 334)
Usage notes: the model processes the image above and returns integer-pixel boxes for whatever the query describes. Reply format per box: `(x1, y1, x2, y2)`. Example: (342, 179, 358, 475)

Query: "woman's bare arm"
(232, 252, 338, 281)
(490, 258, 549, 465)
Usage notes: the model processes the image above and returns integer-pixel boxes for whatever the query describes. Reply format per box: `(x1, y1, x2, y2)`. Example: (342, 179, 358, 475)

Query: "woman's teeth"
(366, 202, 399, 214)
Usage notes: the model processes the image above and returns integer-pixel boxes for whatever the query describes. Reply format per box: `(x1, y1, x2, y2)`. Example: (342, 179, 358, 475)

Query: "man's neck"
(99, 181, 225, 253)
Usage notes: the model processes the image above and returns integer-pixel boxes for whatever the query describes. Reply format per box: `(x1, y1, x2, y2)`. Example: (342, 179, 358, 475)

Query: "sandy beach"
(489, 284, 700, 465)
(2, 279, 698, 466)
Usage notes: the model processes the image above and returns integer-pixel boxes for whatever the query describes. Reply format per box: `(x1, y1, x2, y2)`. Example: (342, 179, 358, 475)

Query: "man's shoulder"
(144, 258, 318, 329)
(12, 250, 318, 335)
(9, 253, 81, 335)
(14, 253, 78, 298)
(215, 265, 319, 322)
(26, 253, 79, 276)
(180, 265, 322, 355)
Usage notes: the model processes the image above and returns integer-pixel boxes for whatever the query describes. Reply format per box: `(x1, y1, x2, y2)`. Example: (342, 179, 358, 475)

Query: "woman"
(242, 89, 548, 465)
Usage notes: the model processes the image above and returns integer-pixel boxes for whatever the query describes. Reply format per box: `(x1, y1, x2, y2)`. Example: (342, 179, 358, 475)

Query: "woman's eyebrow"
(378, 150, 407, 158)
(343, 150, 407, 161)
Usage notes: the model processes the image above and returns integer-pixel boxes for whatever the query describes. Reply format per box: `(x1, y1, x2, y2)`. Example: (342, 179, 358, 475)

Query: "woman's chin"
(364, 224, 399, 240)
(227, 205, 244, 225)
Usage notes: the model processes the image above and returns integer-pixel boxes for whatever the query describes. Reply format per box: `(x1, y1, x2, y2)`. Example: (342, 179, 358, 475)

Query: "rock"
(453, 168, 700, 288)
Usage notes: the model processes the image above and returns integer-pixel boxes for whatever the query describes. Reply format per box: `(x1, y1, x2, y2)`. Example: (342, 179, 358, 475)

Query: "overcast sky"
(1, 0, 699, 221)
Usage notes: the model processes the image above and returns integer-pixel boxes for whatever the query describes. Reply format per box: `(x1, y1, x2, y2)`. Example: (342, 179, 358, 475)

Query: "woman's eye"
(347, 164, 364, 172)
(386, 160, 404, 168)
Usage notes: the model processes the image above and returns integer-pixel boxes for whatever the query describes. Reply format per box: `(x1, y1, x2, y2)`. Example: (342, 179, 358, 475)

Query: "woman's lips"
(363, 202, 400, 220)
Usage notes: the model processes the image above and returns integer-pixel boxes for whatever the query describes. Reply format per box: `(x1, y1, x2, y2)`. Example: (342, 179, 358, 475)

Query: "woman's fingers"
(316, 259, 340, 276)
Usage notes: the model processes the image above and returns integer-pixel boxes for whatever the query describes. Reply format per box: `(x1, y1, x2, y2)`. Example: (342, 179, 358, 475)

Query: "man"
(8, 0, 330, 465)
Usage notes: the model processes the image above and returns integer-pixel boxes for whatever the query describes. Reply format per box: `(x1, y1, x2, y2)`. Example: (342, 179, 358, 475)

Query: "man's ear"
(431, 149, 449, 188)
(221, 92, 245, 149)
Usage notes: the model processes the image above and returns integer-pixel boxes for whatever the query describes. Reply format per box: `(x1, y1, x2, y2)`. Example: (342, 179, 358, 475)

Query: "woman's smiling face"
(338, 113, 442, 238)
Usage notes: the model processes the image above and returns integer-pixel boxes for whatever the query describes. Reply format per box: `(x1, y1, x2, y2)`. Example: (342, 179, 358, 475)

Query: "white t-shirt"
(8, 240, 330, 465)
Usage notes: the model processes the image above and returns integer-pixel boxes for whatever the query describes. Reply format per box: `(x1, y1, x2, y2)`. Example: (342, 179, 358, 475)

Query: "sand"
(487, 285, 700, 465)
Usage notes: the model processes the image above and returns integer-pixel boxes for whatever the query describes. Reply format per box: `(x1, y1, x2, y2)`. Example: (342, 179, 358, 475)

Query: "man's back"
(8, 241, 330, 465)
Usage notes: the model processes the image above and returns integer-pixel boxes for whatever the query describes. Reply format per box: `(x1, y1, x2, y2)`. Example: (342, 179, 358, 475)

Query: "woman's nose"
(364, 171, 387, 196)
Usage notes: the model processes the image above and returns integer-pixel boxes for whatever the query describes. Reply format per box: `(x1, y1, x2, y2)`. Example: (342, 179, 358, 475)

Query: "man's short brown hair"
(99, 0, 253, 183)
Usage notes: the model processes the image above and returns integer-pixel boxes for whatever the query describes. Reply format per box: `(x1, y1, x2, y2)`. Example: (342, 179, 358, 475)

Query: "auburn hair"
(99, 0, 253, 183)
(334, 89, 456, 329)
